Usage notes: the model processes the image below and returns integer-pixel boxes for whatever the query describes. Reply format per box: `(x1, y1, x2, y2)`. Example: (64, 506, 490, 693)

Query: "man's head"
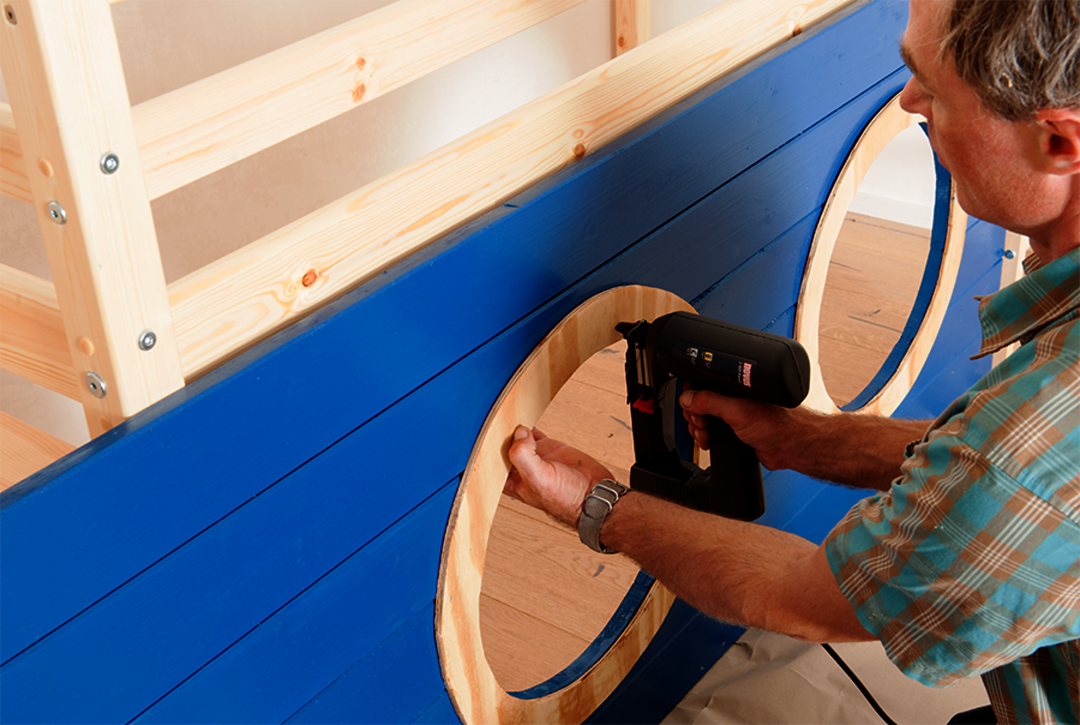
(941, 0, 1080, 123)
(899, 0, 1079, 260)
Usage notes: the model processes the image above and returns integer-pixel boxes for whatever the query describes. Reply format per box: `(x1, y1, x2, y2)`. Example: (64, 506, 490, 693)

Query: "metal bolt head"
(137, 329, 157, 351)
(100, 152, 120, 175)
(47, 201, 67, 225)
(85, 372, 107, 399)
(3, 5, 16, 24)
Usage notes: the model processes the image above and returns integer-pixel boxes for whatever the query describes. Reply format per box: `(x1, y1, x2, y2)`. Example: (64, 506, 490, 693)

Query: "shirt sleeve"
(824, 427, 1080, 688)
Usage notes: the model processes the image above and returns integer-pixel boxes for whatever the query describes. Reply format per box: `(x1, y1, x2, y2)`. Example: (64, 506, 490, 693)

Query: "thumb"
(680, 389, 714, 414)
(508, 425, 545, 482)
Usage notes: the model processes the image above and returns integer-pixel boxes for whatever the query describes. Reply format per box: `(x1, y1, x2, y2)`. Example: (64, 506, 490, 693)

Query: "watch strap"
(578, 479, 629, 554)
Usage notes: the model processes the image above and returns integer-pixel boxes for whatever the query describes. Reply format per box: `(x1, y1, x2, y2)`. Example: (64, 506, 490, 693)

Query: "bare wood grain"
(613, 0, 650, 56)
(132, 0, 585, 200)
(480, 342, 638, 689)
(0, 264, 78, 399)
(0, 103, 32, 202)
(479, 593, 591, 690)
(167, 0, 856, 381)
(437, 286, 692, 724)
(796, 94, 966, 417)
(1, 0, 184, 435)
(0, 411, 74, 490)
(817, 212, 932, 406)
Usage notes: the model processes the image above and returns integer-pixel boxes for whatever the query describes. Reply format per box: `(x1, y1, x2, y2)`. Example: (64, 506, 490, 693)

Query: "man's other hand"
(505, 427, 614, 527)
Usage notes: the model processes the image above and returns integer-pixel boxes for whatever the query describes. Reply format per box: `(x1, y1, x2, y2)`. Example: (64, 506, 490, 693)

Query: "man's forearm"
(681, 390, 930, 492)
(789, 410, 930, 491)
(600, 490, 874, 643)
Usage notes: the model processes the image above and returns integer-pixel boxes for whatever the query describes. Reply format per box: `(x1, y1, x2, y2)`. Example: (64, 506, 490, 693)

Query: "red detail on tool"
(633, 397, 656, 414)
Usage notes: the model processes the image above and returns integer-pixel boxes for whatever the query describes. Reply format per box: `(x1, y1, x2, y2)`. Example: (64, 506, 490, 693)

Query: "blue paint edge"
(510, 571, 657, 700)
(843, 123, 954, 411)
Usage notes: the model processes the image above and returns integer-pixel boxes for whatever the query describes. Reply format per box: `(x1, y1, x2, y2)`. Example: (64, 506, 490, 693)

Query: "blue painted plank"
(588, 599, 745, 725)
(135, 483, 456, 724)
(0, 85, 918, 714)
(0, 67, 909, 671)
(411, 696, 462, 725)
(692, 211, 819, 329)
(894, 220, 1006, 420)
(1, 347, 519, 720)
(284, 603, 448, 724)
(0, 5, 982, 722)
(0, 0, 909, 663)
(579, 70, 910, 311)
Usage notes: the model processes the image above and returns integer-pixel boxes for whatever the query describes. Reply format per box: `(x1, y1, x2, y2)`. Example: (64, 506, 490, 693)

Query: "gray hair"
(941, 0, 1080, 120)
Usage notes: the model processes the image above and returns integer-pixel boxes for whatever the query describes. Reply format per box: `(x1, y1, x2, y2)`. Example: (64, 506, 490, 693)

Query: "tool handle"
(704, 415, 765, 521)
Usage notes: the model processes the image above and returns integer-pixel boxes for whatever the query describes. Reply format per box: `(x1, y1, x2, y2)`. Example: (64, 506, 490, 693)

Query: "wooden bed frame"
(0, 1, 1019, 723)
(1, 0, 850, 477)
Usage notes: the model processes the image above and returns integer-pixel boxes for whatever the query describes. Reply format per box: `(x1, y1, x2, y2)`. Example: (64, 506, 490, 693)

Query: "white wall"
(0, 0, 730, 448)
(849, 123, 937, 229)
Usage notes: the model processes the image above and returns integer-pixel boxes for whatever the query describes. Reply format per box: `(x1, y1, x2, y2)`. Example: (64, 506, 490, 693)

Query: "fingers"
(681, 389, 735, 450)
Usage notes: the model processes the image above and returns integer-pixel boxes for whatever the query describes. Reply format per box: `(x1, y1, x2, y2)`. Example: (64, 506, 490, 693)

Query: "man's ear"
(1035, 108, 1080, 175)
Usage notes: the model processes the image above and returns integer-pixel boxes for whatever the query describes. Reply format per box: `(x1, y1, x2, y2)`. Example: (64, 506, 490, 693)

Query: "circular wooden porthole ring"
(794, 93, 967, 416)
(436, 286, 694, 724)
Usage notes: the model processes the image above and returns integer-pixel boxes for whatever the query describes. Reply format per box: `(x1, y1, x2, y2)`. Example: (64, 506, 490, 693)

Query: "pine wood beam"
(4, 1, 586, 202)
(0, 264, 78, 399)
(0, 0, 184, 435)
(168, 0, 855, 378)
(131, 0, 585, 200)
(0, 411, 75, 490)
(614, 0, 650, 56)
(0, 102, 32, 202)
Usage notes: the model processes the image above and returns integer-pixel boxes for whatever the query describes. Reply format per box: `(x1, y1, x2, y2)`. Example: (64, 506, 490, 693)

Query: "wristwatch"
(578, 479, 630, 554)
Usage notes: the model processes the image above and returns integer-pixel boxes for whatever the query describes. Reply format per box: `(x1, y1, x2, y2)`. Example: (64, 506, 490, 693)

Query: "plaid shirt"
(825, 248, 1080, 724)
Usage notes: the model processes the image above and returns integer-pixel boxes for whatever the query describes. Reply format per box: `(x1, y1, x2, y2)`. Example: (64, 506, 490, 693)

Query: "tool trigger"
(632, 397, 656, 414)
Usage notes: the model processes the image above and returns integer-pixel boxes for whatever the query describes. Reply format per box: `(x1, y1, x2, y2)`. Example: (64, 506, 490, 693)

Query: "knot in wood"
(301, 269, 319, 287)
(573, 143, 586, 159)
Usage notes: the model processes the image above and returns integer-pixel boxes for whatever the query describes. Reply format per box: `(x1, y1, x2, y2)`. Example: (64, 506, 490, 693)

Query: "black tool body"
(616, 311, 810, 520)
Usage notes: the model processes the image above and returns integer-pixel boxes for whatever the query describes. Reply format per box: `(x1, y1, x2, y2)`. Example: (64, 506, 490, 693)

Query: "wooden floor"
(478, 212, 928, 692)
(818, 212, 930, 407)
(480, 341, 642, 692)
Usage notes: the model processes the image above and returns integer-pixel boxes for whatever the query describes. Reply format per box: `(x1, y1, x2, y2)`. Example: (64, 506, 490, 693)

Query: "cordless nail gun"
(616, 312, 811, 521)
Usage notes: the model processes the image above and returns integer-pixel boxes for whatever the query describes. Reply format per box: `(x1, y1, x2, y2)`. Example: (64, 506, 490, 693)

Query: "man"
(505, 0, 1080, 722)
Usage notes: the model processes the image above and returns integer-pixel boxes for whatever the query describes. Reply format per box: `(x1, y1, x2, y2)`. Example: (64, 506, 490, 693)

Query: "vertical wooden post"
(992, 231, 1031, 368)
(0, 0, 183, 436)
(613, 0, 650, 56)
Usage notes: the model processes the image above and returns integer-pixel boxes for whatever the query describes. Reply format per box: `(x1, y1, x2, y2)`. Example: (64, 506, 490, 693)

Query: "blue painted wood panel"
(1, 1, 1009, 721)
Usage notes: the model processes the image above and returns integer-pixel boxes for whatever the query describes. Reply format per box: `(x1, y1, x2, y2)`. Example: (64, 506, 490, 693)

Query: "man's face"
(898, 0, 1047, 234)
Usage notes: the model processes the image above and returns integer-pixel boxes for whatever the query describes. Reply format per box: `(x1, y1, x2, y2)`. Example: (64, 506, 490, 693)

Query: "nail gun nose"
(632, 396, 656, 414)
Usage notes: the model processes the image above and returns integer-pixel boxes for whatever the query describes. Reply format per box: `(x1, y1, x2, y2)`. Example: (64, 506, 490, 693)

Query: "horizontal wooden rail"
(132, 0, 584, 199)
(0, 103, 31, 203)
(1, 0, 584, 204)
(0, 411, 75, 490)
(0, 265, 78, 399)
(169, 0, 855, 378)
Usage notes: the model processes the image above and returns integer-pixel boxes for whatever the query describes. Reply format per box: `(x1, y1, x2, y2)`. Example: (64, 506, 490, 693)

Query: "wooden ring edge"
(795, 93, 963, 416)
(435, 285, 694, 724)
